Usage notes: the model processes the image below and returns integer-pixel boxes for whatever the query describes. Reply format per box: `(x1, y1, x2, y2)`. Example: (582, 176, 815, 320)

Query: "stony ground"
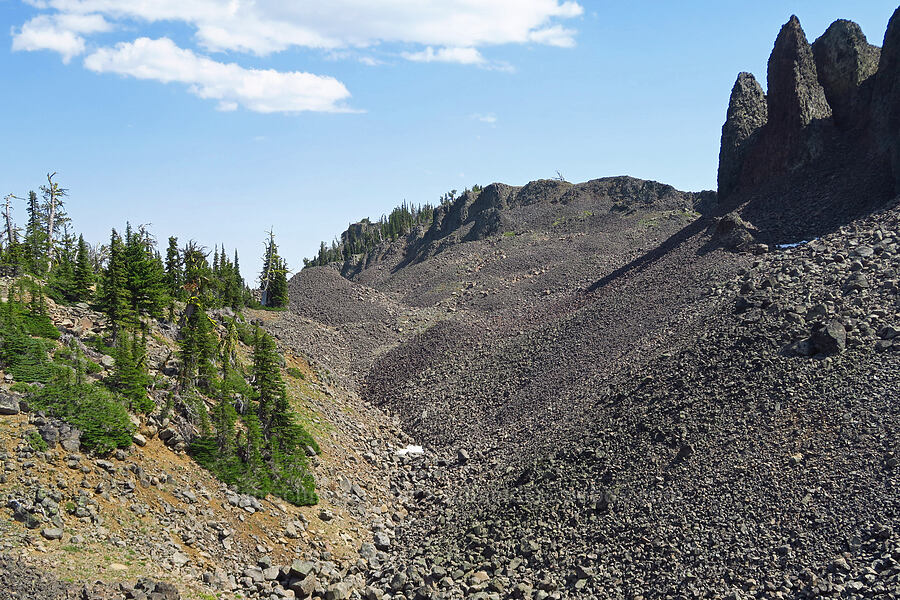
(275, 179, 899, 599)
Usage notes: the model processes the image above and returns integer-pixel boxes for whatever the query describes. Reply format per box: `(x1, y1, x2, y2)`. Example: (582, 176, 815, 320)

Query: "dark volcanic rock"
(873, 7, 900, 193)
(711, 212, 756, 250)
(811, 319, 847, 355)
(812, 19, 881, 129)
(717, 72, 768, 199)
(767, 15, 832, 130)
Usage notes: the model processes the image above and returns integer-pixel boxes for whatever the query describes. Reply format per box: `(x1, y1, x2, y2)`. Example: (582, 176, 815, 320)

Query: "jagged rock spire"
(812, 19, 881, 129)
(873, 6, 900, 191)
(718, 72, 768, 198)
(767, 15, 832, 130)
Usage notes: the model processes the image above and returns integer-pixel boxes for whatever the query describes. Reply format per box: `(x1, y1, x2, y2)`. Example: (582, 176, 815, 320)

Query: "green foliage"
(108, 329, 153, 413)
(97, 229, 132, 330)
(189, 327, 318, 506)
(27, 379, 134, 454)
(286, 367, 305, 380)
(304, 199, 438, 267)
(259, 232, 289, 308)
(0, 289, 63, 383)
(73, 234, 94, 300)
(26, 430, 48, 452)
(123, 224, 169, 318)
(178, 299, 218, 393)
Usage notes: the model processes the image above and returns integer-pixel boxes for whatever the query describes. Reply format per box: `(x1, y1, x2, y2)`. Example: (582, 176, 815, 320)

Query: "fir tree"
(251, 328, 290, 437)
(178, 297, 217, 393)
(98, 229, 132, 334)
(123, 224, 168, 317)
(24, 191, 48, 275)
(73, 234, 94, 299)
(164, 236, 182, 299)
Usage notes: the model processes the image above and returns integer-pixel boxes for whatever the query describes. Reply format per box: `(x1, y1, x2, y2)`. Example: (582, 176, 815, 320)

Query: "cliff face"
(717, 10, 900, 240)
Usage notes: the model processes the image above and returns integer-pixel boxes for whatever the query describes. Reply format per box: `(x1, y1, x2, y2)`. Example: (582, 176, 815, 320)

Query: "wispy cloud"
(402, 46, 485, 66)
(11, 0, 582, 113)
(472, 113, 498, 125)
(84, 37, 355, 114)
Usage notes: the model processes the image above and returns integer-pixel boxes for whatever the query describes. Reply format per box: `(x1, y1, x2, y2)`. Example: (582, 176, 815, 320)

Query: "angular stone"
(0, 394, 20, 415)
(811, 319, 846, 354)
(41, 527, 64, 540)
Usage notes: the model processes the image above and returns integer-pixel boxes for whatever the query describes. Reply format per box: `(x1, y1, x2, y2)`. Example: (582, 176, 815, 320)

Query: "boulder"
(712, 212, 757, 250)
(0, 394, 20, 415)
(811, 319, 847, 354)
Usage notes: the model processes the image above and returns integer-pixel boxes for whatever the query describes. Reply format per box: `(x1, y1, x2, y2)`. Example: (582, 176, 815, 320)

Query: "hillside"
(1, 7, 899, 600)
(267, 9, 900, 600)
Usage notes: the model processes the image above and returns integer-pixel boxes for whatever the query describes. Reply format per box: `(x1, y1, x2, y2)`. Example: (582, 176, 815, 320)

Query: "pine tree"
(251, 328, 290, 437)
(110, 328, 152, 413)
(164, 236, 182, 299)
(73, 234, 94, 300)
(259, 231, 288, 308)
(24, 191, 48, 275)
(178, 297, 217, 392)
(122, 224, 168, 317)
(98, 229, 132, 334)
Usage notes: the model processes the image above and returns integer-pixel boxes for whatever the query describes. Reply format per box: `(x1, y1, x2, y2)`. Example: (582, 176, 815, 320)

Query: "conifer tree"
(24, 191, 48, 275)
(178, 296, 217, 392)
(123, 224, 167, 317)
(251, 328, 292, 438)
(73, 234, 94, 299)
(98, 229, 132, 334)
(164, 236, 182, 299)
(260, 231, 288, 308)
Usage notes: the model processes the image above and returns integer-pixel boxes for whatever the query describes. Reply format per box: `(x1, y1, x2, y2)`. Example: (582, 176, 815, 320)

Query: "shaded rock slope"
(274, 8, 900, 600)
(718, 10, 900, 244)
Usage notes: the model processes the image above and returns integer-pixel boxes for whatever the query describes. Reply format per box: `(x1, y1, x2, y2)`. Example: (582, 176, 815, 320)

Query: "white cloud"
(403, 46, 484, 66)
(12, 0, 582, 114)
(472, 113, 497, 125)
(83, 37, 354, 114)
(11, 12, 111, 63)
(22, 0, 583, 55)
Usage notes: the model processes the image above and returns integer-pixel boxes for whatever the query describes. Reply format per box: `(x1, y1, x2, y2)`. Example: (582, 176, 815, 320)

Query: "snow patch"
(395, 445, 424, 456)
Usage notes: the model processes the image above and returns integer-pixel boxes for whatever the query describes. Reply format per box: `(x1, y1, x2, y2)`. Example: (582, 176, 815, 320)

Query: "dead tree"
(40, 172, 68, 269)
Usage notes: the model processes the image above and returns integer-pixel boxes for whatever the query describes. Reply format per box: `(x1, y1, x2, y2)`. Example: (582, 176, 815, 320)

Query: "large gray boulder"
(812, 19, 880, 129)
(718, 72, 768, 198)
(0, 394, 20, 415)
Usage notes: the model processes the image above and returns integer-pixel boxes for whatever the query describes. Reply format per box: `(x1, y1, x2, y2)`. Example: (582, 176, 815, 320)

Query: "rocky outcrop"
(812, 20, 881, 129)
(717, 11, 900, 239)
(873, 7, 900, 192)
(767, 16, 832, 130)
(717, 73, 768, 198)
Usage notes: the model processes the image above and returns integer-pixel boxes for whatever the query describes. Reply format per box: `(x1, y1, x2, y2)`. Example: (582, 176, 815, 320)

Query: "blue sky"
(1, 1, 897, 281)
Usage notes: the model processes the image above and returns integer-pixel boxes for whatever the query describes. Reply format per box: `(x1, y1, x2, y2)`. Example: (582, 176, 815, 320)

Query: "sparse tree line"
(0, 174, 315, 505)
(304, 185, 482, 268)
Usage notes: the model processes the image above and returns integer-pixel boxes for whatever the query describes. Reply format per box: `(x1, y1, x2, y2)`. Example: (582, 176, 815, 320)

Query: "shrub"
(27, 381, 134, 454)
(286, 367, 305, 380)
(26, 430, 48, 452)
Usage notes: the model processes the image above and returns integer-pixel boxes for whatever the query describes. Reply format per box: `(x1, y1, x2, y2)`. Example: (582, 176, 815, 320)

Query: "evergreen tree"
(97, 229, 132, 334)
(123, 224, 167, 317)
(178, 297, 217, 392)
(109, 328, 152, 413)
(24, 191, 48, 275)
(73, 234, 94, 299)
(259, 231, 288, 308)
(164, 236, 182, 299)
(251, 328, 290, 437)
